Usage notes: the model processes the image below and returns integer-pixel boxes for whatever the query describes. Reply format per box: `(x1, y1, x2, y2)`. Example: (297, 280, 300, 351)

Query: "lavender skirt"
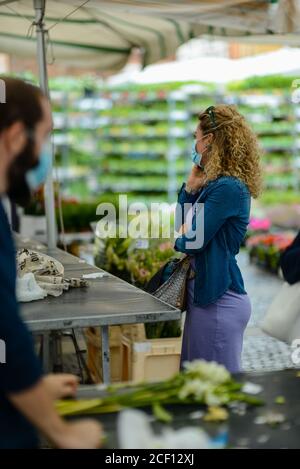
(180, 275, 251, 374)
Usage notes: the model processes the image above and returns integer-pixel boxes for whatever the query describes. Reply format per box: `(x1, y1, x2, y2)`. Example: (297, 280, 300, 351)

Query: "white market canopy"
(109, 47, 300, 86)
(0, 0, 300, 72)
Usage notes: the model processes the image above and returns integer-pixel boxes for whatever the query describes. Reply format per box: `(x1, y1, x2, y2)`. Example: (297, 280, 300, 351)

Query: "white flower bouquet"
(56, 360, 263, 422)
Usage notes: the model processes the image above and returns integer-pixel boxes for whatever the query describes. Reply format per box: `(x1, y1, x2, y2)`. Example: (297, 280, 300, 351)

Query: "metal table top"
(76, 369, 300, 449)
(16, 236, 180, 332)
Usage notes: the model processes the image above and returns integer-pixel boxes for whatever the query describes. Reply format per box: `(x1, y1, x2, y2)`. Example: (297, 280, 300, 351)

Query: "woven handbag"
(147, 256, 194, 312)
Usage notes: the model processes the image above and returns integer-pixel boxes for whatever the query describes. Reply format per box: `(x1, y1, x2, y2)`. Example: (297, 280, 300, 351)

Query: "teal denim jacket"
(174, 176, 251, 307)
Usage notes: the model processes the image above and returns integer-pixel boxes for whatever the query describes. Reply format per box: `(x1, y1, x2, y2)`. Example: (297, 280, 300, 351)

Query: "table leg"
(42, 332, 51, 373)
(52, 332, 63, 373)
(101, 325, 110, 384)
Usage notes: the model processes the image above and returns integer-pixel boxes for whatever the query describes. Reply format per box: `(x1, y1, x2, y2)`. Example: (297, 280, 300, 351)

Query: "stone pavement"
(238, 250, 298, 373)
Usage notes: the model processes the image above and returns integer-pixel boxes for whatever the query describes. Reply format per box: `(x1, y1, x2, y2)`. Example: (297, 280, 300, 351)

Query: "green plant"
(260, 190, 300, 205)
(59, 201, 97, 232)
(25, 190, 119, 232)
(227, 75, 299, 91)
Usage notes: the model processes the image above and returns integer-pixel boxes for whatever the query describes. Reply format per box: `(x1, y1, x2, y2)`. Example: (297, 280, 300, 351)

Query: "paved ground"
(238, 250, 298, 373)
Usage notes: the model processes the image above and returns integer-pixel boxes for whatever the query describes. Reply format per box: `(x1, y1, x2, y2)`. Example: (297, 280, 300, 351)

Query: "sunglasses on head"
(205, 106, 217, 129)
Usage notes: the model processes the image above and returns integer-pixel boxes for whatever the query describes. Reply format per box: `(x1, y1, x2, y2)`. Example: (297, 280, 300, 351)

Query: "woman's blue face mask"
(26, 141, 52, 191)
(191, 137, 206, 169)
(191, 141, 203, 167)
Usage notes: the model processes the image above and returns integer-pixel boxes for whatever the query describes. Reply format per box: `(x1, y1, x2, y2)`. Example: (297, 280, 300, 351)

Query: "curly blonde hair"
(198, 104, 263, 198)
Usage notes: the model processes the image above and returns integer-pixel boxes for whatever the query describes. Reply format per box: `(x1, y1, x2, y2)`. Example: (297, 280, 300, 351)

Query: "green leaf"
(275, 396, 286, 405)
(152, 402, 173, 423)
(55, 398, 103, 416)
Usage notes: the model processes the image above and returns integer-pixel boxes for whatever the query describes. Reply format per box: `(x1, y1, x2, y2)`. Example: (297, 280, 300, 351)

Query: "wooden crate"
(84, 326, 122, 383)
(121, 323, 146, 341)
(121, 325, 182, 383)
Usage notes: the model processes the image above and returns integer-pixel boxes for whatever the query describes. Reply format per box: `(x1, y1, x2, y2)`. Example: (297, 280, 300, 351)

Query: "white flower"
(178, 378, 229, 407)
(179, 379, 214, 400)
(242, 382, 263, 395)
(183, 360, 231, 385)
(205, 393, 224, 407)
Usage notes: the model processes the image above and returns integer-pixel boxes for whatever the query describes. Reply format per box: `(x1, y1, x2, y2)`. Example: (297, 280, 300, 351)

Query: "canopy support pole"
(34, 0, 57, 249)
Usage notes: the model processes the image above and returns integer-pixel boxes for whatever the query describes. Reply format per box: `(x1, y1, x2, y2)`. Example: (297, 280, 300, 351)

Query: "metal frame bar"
(34, 0, 57, 249)
(101, 326, 110, 384)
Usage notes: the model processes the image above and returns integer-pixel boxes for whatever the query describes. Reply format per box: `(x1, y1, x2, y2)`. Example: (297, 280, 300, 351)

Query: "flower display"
(246, 233, 293, 250)
(246, 232, 294, 274)
(126, 240, 175, 288)
(248, 217, 271, 232)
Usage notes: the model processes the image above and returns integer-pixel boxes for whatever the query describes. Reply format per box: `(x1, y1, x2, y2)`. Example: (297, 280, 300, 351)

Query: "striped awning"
(0, 1, 299, 71)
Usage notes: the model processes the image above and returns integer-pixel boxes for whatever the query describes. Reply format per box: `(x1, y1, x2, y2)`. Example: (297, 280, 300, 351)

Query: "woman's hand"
(43, 373, 79, 400)
(179, 223, 188, 235)
(186, 165, 207, 193)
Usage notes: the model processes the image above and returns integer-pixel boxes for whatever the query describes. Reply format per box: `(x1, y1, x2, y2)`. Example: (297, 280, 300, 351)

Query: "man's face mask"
(7, 130, 51, 208)
(26, 141, 52, 191)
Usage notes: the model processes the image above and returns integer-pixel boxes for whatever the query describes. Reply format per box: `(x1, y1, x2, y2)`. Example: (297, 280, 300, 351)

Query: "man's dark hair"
(1, 78, 45, 208)
(0, 76, 44, 133)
